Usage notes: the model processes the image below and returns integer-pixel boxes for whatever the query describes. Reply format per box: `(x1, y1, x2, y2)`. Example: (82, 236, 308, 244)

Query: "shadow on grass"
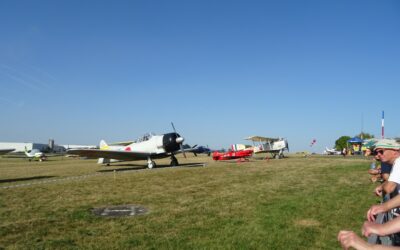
(0, 175, 57, 183)
(97, 162, 206, 173)
(214, 160, 255, 164)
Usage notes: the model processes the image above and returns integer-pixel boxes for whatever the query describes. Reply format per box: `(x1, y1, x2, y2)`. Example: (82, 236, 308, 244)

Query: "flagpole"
(382, 111, 385, 139)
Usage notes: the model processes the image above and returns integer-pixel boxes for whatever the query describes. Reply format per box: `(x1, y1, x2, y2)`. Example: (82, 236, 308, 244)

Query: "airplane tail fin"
(99, 140, 109, 150)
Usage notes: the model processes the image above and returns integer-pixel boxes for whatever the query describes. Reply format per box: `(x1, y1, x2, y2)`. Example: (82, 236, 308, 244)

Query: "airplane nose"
(176, 137, 184, 144)
(163, 133, 181, 152)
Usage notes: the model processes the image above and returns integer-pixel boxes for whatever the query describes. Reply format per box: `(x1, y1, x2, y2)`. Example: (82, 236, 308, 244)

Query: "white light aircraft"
(67, 124, 189, 169)
(324, 147, 341, 155)
(245, 136, 289, 159)
(24, 147, 47, 161)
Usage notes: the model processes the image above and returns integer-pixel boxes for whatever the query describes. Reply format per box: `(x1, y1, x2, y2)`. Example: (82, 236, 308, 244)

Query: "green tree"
(335, 136, 351, 150)
(356, 132, 374, 140)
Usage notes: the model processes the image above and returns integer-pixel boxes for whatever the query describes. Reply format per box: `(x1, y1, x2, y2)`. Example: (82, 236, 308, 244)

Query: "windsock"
(310, 139, 317, 147)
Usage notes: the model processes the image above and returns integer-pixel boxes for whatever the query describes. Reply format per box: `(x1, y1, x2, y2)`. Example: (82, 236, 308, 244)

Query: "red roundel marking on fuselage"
(125, 147, 132, 151)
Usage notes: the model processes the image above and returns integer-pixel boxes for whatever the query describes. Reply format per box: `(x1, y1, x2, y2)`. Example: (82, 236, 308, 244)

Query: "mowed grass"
(0, 155, 379, 249)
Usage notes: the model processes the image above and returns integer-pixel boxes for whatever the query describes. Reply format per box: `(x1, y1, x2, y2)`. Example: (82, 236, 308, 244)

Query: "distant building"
(0, 142, 65, 153)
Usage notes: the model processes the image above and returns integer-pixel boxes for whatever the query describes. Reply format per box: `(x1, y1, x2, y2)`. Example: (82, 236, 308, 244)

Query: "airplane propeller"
(171, 122, 186, 158)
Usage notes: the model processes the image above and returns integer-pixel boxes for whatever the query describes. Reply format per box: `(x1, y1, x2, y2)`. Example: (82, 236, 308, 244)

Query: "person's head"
(374, 139, 400, 164)
(365, 148, 372, 156)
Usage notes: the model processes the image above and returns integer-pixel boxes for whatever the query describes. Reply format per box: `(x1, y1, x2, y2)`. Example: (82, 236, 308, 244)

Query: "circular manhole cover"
(92, 205, 149, 217)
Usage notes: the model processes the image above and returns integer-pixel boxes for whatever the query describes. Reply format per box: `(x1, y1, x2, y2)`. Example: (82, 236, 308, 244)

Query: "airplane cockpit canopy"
(137, 132, 155, 142)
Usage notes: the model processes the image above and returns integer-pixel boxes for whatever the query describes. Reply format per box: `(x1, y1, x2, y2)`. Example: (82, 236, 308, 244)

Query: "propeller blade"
(171, 122, 177, 133)
(192, 144, 198, 149)
(180, 143, 186, 158)
(171, 122, 186, 158)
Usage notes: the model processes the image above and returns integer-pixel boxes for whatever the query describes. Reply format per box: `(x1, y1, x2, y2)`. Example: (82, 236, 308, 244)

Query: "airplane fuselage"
(67, 132, 185, 168)
(212, 149, 253, 161)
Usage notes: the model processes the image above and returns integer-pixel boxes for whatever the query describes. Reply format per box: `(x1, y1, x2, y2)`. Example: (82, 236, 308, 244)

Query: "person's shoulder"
(382, 162, 392, 167)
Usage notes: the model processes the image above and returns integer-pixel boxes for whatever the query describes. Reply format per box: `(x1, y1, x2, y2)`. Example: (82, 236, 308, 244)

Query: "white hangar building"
(0, 140, 65, 153)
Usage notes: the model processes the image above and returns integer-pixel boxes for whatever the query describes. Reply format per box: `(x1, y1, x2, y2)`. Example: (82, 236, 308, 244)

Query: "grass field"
(0, 154, 380, 249)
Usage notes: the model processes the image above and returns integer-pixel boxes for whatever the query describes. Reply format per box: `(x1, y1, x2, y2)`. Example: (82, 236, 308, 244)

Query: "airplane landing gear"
(170, 155, 179, 167)
(147, 158, 156, 169)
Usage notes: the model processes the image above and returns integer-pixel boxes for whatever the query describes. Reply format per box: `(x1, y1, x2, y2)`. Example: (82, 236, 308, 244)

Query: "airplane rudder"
(99, 140, 108, 150)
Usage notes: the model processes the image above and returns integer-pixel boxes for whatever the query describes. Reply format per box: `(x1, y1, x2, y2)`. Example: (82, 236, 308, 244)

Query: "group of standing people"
(338, 139, 400, 249)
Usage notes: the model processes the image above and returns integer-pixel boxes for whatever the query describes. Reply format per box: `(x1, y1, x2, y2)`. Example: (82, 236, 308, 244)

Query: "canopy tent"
(347, 137, 363, 155)
(347, 137, 363, 144)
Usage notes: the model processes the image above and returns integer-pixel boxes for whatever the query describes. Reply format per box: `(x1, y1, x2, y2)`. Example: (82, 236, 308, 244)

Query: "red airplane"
(212, 149, 254, 161)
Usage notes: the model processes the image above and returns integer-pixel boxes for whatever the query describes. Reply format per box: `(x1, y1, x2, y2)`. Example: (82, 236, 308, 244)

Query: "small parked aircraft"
(212, 148, 253, 161)
(193, 145, 212, 156)
(67, 123, 188, 169)
(323, 147, 341, 155)
(183, 145, 212, 156)
(24, 147, 47, 161)
(0, 148, 15, 155)
(245, 136, 289, 159)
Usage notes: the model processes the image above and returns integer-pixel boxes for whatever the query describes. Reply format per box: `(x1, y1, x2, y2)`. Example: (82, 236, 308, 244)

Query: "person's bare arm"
(338, 230, 400, 249)
(382, 181, 397, 194)
(364, 217, 400, 237)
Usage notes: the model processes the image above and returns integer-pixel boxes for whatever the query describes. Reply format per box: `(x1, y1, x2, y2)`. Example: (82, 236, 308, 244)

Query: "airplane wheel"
(148, 161, 156, 169)
(170, 159, 178, 167)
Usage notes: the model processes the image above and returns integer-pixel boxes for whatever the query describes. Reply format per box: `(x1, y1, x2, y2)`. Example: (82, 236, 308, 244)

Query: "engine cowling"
(163, 133, 181, 153)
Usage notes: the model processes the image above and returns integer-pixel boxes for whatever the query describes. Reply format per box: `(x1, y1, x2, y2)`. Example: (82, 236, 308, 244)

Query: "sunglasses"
(374, 149, 399, 155)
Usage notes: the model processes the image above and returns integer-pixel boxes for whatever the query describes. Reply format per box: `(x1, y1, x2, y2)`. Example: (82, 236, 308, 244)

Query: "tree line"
(334, 132, 374, 150)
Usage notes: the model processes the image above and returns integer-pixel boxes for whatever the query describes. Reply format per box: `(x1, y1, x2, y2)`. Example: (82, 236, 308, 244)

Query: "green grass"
(0, 155, 380, 249)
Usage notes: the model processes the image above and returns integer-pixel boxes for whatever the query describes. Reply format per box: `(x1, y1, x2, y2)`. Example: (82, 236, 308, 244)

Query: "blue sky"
(0, 0, 399, 152)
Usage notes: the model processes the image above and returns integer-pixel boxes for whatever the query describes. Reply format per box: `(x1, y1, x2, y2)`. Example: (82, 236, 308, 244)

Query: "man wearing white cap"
(366, 140, 400, 220)
(373, 139, 400, 197)
(337, 139, 400, 249)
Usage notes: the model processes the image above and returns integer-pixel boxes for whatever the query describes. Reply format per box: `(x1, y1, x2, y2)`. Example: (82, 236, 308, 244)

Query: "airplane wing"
(67, 149, 160, 161)
(0, 148, 15, 155)
(244, 136, 279, 142)
(109, 141, 135, 146)
(179, 146, 198, 153)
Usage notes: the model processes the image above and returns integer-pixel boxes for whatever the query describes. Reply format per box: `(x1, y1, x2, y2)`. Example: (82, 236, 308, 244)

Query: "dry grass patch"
(294, 219, 321, 227)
